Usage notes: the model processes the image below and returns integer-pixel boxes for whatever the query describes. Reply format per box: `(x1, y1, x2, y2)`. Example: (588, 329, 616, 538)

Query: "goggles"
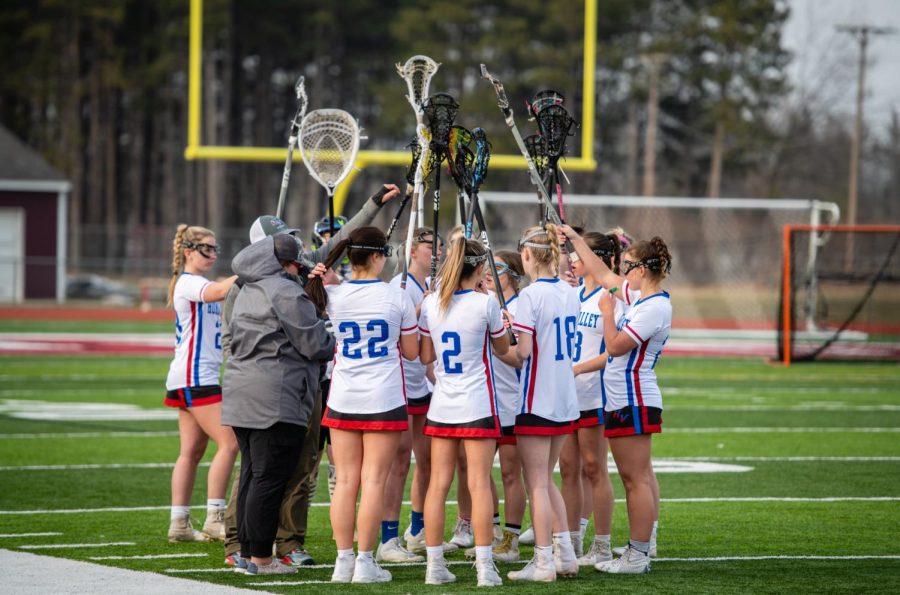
(184, 241, 220, 259)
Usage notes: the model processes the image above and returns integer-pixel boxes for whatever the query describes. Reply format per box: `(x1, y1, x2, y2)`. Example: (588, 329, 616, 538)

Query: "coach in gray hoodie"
(222, 234, 335, 574)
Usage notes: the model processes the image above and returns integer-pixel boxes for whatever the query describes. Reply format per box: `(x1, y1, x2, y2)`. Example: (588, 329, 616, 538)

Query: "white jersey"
(389, 272, 430, 399)
(512, 278, 579, 423)
(603, 280, 671, 411)
(325, 280, 418, 414)
(492, 294, 521, 427)
(573, 285, 624, 411)
(418, 290, 506, 425)
(166, 273, 223, 390)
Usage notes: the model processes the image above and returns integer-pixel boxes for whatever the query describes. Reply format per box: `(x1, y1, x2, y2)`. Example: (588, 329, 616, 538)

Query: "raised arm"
(559, 225, 625, 296)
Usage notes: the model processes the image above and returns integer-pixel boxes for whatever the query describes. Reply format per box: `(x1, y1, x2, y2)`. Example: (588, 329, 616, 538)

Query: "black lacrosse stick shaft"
(431, 155, 442, 282)
(470, 193, 516, 345)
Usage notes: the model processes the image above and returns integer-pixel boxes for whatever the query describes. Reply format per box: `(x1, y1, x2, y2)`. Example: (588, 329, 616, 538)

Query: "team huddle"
(162, 183, 673, 586)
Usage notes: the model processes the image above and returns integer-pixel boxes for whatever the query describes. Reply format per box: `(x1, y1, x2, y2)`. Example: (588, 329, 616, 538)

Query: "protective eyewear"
(184, 241, 220, 259)
(348, 244, 393, 258)
(621, 259, 644, 275)
(414, 231, 443, 246)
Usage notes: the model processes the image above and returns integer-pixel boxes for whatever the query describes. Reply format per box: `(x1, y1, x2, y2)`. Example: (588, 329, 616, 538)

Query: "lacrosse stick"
(401, 127, 438, 289)
(423, 92, 459, 282)
(397, 55, 440, 227)
(537, 102, 578, 265)
(527, 89, 565, 120)
(465, 128, 492, 239)
(298, 109, 360, 239)
(524, 134, 551, 224)
(275, 76, 308, 219)
(448, 126, 474, 227)
(479, 64, 577, 260)
(385, 138, 421, 242)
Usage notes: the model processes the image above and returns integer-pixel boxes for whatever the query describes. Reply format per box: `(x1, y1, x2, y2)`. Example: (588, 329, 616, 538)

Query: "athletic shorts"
(603, 405, 662, 438)
(514, 413, 576, 436)
(164, 385, 222, 408)
(498, 425, 517, 446)
(322, 404, 409, 432)
(406, 392, 432, 416)
(424, 415, 501, 439)
(576, 408, 604, 429)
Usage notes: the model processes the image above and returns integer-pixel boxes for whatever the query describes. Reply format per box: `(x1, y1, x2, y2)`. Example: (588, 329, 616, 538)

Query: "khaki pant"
(224, 388, 323, 557)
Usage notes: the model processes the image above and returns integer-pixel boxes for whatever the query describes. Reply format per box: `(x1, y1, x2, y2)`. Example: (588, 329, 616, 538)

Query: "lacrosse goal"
(777, 225, 900, 364)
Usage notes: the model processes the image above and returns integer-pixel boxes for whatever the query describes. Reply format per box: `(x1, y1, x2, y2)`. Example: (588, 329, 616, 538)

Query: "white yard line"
(0, 532, 62, 538)
(665, 427, 900, 433)
(18, 541, 135, 549)
(654, 555, 900, 561)
(0, 431, 179, 440)
(89, 553, 208, 561)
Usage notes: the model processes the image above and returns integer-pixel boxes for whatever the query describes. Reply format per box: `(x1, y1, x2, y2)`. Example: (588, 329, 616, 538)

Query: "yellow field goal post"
(184, 0, 598, 215)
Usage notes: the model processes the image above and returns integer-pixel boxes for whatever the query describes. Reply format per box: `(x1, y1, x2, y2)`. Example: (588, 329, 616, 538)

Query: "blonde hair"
(167, 224, 215, 308)
(520, 224, 561, 278)
(437, 237, 487, 314)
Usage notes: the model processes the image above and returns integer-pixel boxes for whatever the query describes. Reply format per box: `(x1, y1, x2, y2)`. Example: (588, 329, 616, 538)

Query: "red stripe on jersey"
(323, 418, 409, 431)
(397, 342, 408, 405)
(512, 323, 535, 334)
(481, 333, 499, 433)
(625, 323, 643, 343)
(526, 334, 539, 413)
(632, 339, 650, 406)
(185, 302, 196, 387)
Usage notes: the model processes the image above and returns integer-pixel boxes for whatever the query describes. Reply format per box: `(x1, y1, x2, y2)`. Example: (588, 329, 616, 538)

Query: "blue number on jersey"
(572, 330, 583, 362)
(553, 316, 579, 360)
(340, 320, 390, 359)
(441, 331, 463, 374)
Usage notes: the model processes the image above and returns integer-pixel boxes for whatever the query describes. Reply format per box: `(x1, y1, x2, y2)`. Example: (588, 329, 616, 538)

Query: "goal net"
(777, 225, 900, 364)
(478, 193, 840, 347)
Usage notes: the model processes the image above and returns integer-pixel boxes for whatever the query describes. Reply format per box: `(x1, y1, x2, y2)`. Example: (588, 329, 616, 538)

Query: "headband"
(517, 229, 551, 251)
(348, 244, 393, 257)
(464, 252, 489, 266)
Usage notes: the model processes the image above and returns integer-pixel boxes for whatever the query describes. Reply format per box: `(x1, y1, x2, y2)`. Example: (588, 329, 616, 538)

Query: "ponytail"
(519, 223, 560, 278)
(583, 231, 622, 275)
(628, 236, 672, 279)
(167, 224, 214, 308)
(305, 238, 350, 315)
(437, 237, 487, 314)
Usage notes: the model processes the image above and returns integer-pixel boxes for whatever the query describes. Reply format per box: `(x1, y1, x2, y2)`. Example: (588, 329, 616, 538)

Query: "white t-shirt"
(419, 290, 506, 425)
(511, 278, 579, 423)
(573, 285, 624, 411)
(603, 281, 671, 411)
(166, 273, 223, 390)
(326, 280, 418, 414)
(492, 294, 521, 427)
(389, 272, 431, 399)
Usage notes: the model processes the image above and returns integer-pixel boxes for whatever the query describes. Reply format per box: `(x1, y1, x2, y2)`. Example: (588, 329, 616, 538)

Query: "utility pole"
(642, 53, 665, 197)
(836, 24, 896, 269)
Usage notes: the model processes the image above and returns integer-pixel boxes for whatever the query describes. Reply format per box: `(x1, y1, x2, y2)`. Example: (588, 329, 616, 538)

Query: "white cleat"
(352, 556, 392, 583)
(167, 515, 210, 543)
(578, 539, 613, 566)
(425, 557, 457, 585)
(613, 543, 657, 558)
(492, 530, 520, 562)
(201, 508, 226, 541)
(404, 525, 457, 554)
(507, 555, 556, 582)
(376, 536, 424, 563)
(553, 536, 579, 577)
(596, 546, 651, 574)
(476, 558, 503, 587)
(331, 555, 355, 583)
(518, 526, 535, 546)
(464, 525, 505, 557)
(572, 533, 583, 559)
(449, 518, 474, 548)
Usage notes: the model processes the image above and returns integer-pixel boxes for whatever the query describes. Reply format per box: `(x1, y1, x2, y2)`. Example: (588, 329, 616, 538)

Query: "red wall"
(0, 191, 58, 299)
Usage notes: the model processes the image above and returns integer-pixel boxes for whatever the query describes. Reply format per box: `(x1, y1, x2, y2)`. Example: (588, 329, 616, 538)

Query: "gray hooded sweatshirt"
(221, 236, 335, 430)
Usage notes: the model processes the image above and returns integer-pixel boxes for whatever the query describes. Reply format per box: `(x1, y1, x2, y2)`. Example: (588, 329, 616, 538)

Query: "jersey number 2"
(441, 331, 463, 374)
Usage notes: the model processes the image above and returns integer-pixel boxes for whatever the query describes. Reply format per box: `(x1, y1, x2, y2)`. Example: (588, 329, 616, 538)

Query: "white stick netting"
(298, 109, 359, 196)
(396, 55, 440, 111)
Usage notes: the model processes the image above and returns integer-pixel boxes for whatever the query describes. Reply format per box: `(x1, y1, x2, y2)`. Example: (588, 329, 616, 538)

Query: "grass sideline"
(0, 354, 898, 593)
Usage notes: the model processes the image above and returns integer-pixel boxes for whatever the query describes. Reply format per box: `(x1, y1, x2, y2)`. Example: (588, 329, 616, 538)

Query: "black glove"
(370, 186, 390, 207)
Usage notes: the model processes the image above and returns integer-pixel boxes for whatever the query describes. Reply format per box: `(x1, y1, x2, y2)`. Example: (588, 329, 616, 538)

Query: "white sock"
(337, 548, 354, 559)
(651, 521, 658, 542)
(580, 517, 589, 536)
(475, 545, 492, 561)
(426, 546, 444, 560)
(595, 534, 611, 545)
(357, 550, 373, 561)
(535, 544, 553, 562)
(206, 498, 226, 511)
(552, 531, 572, 546)
(170, 505, 190, 519)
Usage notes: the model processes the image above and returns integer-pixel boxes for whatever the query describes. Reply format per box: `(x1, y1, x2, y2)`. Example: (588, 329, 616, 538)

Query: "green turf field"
(0, 354, 898, 593)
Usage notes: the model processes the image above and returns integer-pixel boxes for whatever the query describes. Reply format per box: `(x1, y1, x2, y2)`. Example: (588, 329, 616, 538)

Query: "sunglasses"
(185, 242, 220, 259)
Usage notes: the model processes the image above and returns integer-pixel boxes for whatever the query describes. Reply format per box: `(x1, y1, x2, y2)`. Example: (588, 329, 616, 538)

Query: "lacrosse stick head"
(536, 104, 577, 163)
(524, 134, 549, 178)
(528, 89, 564, 119)
(405, 137, 422, 186)
(448, 126, 474, 189)
(298, 109, 360, 196)
(423, 93, 459, 153)
(471, 127, 492, 192)
(396, 55, 440, 112)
